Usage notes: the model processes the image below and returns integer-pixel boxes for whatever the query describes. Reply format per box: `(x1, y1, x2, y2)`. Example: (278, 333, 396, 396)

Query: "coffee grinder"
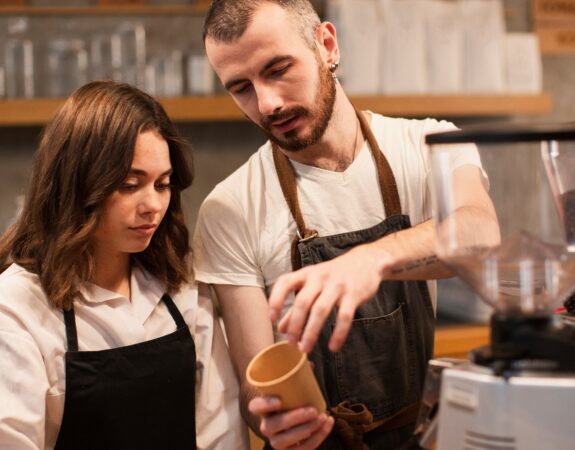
(423, 124, 575, 450)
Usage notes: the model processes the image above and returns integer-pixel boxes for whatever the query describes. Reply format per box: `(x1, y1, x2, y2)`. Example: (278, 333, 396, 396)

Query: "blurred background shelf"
(351, 93, 553, 117)
(434, 324, 490, 359)
(0, 5, 208, 15)
(0, 93, 554, 126)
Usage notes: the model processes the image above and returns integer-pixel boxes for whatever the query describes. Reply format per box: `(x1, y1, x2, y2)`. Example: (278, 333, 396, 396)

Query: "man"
(193, 1, 498, 448)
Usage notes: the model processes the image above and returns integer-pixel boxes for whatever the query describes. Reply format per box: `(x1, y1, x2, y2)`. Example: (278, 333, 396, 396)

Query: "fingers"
(271, 264, 359, 353)
(297, 284, 341, 354)
(249, 396, 282, 416)
(280, 276, 324, 343)
(270, 248, 384, 354)
(264, 410, 334, 450)
(277, 307, 293, 333)
(328, 295, 357, 352)
(249, 397, 332, 450)
(269, 270, 308, 322)
(291, 415, 334, 450)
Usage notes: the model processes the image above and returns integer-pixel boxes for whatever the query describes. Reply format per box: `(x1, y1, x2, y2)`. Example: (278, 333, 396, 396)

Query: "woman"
(0, 81, 247, 450)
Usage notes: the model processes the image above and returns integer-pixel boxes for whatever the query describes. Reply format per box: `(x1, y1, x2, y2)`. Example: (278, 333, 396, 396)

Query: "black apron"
(270, 110, 435, 449)
(54, 293, 197, 450)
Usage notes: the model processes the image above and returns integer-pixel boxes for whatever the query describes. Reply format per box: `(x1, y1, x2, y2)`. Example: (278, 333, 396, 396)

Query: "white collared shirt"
(0, 263, 248, 450)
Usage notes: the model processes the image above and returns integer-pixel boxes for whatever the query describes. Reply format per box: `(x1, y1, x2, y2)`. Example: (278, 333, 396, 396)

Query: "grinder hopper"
(425, 124, 575, 450)
(426, 123, 575, 317)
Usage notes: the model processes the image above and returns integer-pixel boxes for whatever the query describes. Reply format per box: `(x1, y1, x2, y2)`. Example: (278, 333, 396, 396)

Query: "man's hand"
(249, 396, 334, 449)
(268, 217, 458, 354)
(269, 243, 392, 353)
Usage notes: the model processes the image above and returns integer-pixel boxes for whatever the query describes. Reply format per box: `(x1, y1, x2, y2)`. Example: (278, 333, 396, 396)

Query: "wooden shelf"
(0, 93, 553, 126)
(434, 324, 490, 359)
(0, 4, 208, 15)
(351, 93, 553, 117)
(0, 1, 324, 18)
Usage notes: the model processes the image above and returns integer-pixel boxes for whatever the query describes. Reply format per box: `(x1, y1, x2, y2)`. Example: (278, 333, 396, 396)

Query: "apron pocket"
(333, 303, 417, 419)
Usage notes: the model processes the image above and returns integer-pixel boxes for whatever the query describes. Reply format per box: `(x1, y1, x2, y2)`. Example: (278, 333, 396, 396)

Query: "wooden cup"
(246, 341, 326, 412)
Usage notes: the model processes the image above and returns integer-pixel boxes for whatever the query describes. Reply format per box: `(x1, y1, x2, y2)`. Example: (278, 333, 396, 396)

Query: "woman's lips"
(130, 224, 156, 236)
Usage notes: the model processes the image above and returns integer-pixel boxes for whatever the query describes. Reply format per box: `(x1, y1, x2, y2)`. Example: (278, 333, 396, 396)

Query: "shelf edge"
(0, 5, 207, 15)
(0, 93, 554, 126)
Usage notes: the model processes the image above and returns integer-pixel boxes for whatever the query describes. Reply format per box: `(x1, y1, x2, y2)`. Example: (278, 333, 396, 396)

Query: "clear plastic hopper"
(426, 124, 575, 316)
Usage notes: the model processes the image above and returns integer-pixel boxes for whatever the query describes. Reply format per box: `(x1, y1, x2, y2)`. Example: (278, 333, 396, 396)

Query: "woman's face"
(92, 130, 172, 261)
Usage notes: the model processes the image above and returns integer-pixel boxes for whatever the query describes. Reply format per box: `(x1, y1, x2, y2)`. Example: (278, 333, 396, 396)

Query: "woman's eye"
(156, 182, 172, 191)
(120, 183, 138, 192)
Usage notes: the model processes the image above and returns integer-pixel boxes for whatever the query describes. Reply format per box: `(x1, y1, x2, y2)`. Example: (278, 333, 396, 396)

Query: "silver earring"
(330, 61, 339, 80)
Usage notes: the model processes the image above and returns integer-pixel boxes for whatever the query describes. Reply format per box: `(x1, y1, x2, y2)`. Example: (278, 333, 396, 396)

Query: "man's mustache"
(261, 106, 309, 130)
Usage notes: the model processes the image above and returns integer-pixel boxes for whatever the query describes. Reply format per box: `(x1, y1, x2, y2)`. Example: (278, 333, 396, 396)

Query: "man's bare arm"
(213, 284, 333, 448)
(213, 284, 274, 436)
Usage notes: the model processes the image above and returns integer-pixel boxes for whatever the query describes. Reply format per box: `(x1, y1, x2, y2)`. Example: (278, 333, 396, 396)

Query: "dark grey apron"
(270, 110, 435, 449)
(54, 293, 197, 450)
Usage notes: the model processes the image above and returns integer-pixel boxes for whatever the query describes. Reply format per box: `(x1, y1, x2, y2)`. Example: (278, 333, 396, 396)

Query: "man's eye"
(271, 65, 289, 77)
(232, 83, 251, 95)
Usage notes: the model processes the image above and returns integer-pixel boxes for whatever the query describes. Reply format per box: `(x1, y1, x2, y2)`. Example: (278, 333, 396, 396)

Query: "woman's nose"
(138, 189, 164, 215)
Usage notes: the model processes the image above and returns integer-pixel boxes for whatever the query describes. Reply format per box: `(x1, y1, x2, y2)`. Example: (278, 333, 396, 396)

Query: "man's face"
(206, 3, 336, 151)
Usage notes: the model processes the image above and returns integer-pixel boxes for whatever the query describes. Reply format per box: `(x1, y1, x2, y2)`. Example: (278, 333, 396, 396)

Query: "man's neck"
(280, 91, 365, 172)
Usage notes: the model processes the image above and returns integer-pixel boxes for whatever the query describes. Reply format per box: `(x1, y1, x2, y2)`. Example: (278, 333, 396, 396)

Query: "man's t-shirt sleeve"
(192, 188, 265, 288)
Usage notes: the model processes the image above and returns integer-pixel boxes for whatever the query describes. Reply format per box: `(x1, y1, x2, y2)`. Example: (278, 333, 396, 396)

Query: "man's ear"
(315, 21, 340, 67)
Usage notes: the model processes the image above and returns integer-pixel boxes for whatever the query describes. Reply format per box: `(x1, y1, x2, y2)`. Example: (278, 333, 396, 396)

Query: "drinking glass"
(0, 66, 5, 98)
(90, 33, 114, 81)
(111, 22, 146, 88)
(5, 37, 34, 98)
(145, 51, 184, 97)
(46, 38, 88, 98)
(186, 53, 215, 96)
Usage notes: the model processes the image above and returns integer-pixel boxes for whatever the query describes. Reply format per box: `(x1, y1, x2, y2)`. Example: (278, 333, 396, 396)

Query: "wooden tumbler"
(246, 341, 326, 412)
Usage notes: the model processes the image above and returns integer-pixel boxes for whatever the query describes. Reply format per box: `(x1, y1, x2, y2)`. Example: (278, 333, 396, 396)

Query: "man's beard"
(260, 63, 336, 152)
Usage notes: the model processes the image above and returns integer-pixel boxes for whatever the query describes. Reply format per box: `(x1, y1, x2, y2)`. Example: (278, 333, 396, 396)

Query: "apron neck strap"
(356, 109, 402, 217)
(272, 145, 315, 241)
(161, 294, 187, 329)
(62, 294, 186, 353)
(63, 306, 79, 352)
(272, 108, 402, 239)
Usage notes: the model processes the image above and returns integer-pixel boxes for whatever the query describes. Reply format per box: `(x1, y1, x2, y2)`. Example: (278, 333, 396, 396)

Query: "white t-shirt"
(193, 113, 483, 311)
(0, 264, 248, 450)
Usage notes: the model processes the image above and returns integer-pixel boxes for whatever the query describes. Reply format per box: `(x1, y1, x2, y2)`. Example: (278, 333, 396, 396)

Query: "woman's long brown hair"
(0, 81, 193, 309)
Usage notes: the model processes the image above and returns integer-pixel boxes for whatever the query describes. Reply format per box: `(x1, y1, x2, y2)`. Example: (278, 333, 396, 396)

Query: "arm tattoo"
(391, 255, 440, 275)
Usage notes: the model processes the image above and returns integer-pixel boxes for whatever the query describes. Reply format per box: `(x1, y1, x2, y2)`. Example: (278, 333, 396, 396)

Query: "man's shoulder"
(208, 141, 273, 197)
(198, 141, 275, 222)
(369, 112, 457, 136)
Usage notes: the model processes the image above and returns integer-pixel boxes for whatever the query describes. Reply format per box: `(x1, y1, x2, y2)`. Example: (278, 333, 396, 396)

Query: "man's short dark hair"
(203, 0, 321, 49)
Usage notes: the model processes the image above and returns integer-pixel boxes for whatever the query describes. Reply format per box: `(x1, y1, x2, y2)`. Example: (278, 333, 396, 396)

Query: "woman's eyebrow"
(128, 168, 173, 177)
